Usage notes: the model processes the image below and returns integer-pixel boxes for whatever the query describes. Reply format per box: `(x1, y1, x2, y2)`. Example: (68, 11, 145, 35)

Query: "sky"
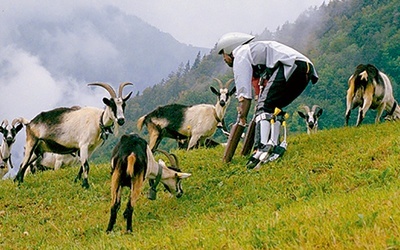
(0, 0, 327, 167)
(112, 0, 327, 48)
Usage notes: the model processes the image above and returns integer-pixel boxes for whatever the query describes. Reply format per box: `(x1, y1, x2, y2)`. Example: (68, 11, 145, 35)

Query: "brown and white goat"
(297, 105, 323, 134)
(137, 78, 236, 151)
(0, 119, 23, 179)
(106, 133, 191, 233)
(15, 82, 133, 188)
(345, 64, 400, 126)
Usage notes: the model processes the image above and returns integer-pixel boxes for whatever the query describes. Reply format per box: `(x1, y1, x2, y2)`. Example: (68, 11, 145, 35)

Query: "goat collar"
(148, 163, 163, 200)
(99, 111, 114, 142)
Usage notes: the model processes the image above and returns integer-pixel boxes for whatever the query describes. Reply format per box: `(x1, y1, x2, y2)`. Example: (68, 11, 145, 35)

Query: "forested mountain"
(94, 0, 400, 159)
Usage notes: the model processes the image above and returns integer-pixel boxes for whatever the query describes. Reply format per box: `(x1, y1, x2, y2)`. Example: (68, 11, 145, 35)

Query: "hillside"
(117, 0, 400, 150)
(1, 121, 400, 248)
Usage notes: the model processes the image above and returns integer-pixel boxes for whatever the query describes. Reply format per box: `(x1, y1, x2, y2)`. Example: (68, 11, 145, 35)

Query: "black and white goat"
(15, 82, 133, 188)
(106, 133, 191, 233)
(297, 105, 323, 134)
(0, 119, 23, 179)
(137, 78, 236, 151)
(345, 64, 400, 126)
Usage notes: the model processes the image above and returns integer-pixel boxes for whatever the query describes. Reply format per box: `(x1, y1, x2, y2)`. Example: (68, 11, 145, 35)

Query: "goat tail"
(137, 116, 146, 131)
(126, 153, 136, 177)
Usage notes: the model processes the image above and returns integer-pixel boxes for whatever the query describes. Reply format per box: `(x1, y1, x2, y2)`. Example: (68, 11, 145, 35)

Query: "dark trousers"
(256, 61, 311, 113)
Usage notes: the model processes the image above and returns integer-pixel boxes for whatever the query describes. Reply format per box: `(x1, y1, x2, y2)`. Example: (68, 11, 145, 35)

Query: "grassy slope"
(1, 122, 400, 249)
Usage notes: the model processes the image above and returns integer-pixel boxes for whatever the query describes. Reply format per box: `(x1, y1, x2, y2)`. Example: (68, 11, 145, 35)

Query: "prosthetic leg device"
(246, 108, 288, 169)
(255, 111, 289, 169)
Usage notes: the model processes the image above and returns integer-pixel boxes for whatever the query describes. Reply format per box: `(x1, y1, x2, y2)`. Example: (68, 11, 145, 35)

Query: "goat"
(0, 119, 23, 179)
(29, 152, 80, 173)
(297, 105, 323, 134)
(137, 78, 236, 151)
(106, 133, 191, 233)
(345, 64, 400, 126)
(15, 82, 133, 188)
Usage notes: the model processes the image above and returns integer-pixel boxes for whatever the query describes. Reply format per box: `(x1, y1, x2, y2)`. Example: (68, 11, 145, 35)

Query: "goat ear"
(210, 86, 220, 96)
(297, 111, 306, 118)
(177, 172, 191, 179)
(15, 123, 23, 133)
(316, 109, 323, 117)
(103, 97, 111, 106)
(229, 86, 236, 96)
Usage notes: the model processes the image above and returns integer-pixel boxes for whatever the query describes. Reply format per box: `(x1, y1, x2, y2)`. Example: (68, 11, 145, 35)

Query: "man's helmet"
(216, 32, 255, 54)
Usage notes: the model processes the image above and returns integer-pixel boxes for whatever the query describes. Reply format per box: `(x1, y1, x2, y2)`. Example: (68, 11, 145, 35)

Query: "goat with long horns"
(15, 82, 133, 188)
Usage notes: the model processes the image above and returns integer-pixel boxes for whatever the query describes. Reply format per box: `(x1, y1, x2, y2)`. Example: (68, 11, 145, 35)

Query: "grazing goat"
(345, 64, 400, 126)
(15, 82, 133, 188)
(106, 133, 191, 233)
(0, 119, 23, 179)
(137, 78, 236, 151)
(297, 105, 323, 134)
(29, 152, 80, 173)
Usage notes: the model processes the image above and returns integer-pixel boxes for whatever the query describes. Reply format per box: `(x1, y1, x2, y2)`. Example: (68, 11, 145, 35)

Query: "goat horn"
(88, 82, 117, 98)
(213, 78, 224, 89)
(303, 105, 311, 113)
(1, 119, 9, 127)
(11, 118, 22, 127)
(225, 78, 234, 88)
(155, 149, 178, 168)
(118, 82, 133, 98)
(311, 105, 321, 112)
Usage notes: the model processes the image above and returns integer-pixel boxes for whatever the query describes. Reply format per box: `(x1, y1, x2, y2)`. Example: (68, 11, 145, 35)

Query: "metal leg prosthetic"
(246, 108, 289, 169)
(265, 115, 288, 162)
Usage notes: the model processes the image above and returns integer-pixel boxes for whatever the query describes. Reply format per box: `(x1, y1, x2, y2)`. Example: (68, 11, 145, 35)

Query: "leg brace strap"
(255, 112, 274, 122)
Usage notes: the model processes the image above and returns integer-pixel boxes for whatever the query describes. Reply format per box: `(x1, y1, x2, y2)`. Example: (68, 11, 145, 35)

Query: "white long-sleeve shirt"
(232, 41, 319, 100)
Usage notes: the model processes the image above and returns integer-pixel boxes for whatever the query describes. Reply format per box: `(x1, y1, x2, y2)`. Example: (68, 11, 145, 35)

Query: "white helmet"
(216, 32, 255, 54)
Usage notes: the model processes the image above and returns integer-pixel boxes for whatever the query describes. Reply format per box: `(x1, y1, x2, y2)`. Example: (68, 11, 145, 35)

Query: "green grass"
(1, 122, 400, 249)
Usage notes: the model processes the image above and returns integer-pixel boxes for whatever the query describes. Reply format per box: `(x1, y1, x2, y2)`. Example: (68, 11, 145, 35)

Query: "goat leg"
(106, 201, 121, 233)
(123, 202, 133, 233)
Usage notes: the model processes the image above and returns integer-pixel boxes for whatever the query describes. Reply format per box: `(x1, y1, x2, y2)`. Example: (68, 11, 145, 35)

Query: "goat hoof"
(81, 179, 90, 189)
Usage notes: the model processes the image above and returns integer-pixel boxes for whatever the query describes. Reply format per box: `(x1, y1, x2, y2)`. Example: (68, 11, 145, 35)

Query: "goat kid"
(297, 105, 323, 134)
(29, 152, 80, 173)
(15, 82, 133, 188)
(106, 133, 191, 233)
(345, 64, 400, 126)
(137, 78, 236, 151)
(0, 119, 23, 179)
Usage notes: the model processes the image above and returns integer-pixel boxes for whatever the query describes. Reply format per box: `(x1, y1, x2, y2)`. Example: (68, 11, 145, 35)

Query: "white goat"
(345, 64, 400, 126)
(15, 82, 133, 188)
(30, 152, 80, 172)
(0, 119, 23, 179)
(297, 105, 323, 134)
(137, 78, 236, 150)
